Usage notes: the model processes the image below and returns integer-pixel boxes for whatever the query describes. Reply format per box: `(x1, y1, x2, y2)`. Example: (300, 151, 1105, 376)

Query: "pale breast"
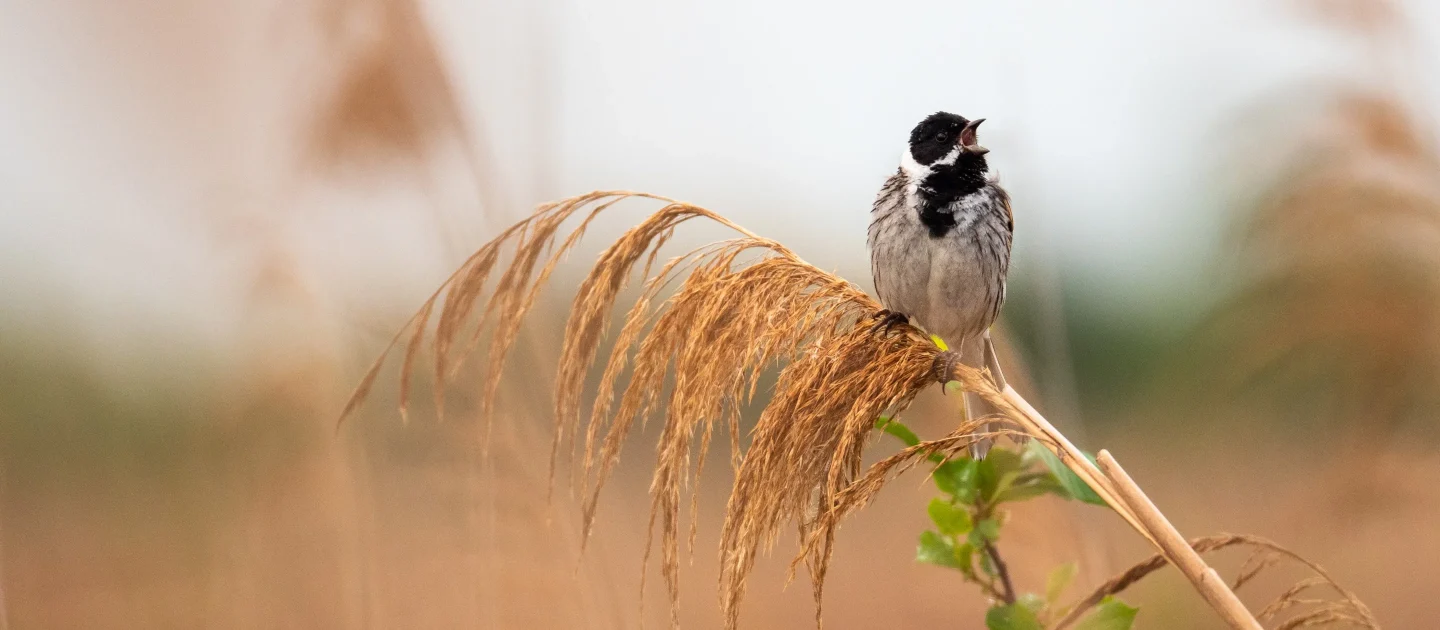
(868, 172, 932, 318)
(868, 177, 1012, 348)
(930, 186, 1012, 343)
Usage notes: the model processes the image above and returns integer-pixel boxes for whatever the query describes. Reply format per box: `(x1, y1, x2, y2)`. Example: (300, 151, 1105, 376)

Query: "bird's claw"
(869, 309, 910, 336)
(938, 351, 963, 395)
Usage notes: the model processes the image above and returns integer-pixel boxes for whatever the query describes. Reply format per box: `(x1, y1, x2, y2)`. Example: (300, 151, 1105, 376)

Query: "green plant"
(877, 417, 1135, 629)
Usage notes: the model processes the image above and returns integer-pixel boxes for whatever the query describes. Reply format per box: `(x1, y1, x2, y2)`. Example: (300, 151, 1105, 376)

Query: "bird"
(868, 111, 1013, 458)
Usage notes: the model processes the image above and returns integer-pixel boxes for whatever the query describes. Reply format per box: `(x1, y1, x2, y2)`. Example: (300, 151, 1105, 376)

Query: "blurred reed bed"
(1129, 4, 1440, 624)
(0, 1, 616, 627)
(1200, 0, 1440, 484)
(1209, 94, 1440, 442)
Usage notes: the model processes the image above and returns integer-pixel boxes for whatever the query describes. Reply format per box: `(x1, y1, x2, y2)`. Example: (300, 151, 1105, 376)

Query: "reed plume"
(341, 191, 1378, 629)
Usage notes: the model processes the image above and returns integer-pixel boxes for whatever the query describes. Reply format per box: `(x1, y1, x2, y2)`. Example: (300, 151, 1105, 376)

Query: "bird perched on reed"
(868, 111, 1013, 457)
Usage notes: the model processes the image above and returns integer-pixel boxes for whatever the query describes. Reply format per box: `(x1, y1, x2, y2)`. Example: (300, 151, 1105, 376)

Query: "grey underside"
(867, 171, 1011, 360)
(868, 170, 1013, 457)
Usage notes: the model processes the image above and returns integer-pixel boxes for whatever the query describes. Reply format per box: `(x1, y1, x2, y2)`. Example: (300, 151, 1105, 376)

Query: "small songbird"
(868, 112, 1013, 457)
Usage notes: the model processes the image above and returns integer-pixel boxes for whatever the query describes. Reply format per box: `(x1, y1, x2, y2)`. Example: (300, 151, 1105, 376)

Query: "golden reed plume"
(340, 192, 1377, 629)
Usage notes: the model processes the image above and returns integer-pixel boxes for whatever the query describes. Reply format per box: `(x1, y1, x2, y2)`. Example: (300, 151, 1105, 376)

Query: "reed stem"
(1096, 451, 1263, 630)
(942, 348, 1263, 629)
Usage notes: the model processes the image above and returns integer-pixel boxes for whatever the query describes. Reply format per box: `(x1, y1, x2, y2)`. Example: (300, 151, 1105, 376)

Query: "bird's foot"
(869, 309, 910, 336)
(937, 351, 964, 395)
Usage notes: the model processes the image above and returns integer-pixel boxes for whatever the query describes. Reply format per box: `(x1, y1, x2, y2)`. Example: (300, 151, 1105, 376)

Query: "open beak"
(961, 118, 989, 155)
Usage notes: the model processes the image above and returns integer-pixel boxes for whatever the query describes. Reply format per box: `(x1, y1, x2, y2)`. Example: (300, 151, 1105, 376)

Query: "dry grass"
(338, 191, 956, 626)
(1053, 535, 1378, 630)
(340, 191, 1380, 629)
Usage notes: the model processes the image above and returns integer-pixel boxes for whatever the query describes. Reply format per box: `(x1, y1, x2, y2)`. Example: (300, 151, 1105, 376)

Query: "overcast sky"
(4, 0, 1440, 357)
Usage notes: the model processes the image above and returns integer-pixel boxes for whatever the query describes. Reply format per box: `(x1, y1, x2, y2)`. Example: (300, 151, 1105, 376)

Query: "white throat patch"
(902, 145, 989, 185)
(900, 147, 929, 179)
(900, 145, 962, 180)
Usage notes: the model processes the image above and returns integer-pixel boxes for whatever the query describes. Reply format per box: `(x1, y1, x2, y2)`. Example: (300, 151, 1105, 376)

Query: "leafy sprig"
(875, 417, 1137, 630)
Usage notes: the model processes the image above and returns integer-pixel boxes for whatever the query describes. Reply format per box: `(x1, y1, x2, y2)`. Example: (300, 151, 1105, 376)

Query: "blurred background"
(2, 0, 1439, 627)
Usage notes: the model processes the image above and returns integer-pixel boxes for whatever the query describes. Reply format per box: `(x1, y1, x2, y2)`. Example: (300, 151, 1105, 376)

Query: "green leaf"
(916, 531, 963, 569)
(1046, 562, 1079, 604)
(1072, 597, 1138, 630)
(989, 470, 1023, 503)
(1027, 441, 1108, 506)
(876, 417, 945, 464)
(927, 498, 973, 536)
(986, 448, 1027, 475)
(955, 543, 977, 579)
(978, 543, 996, 576)
(874, 417, 921, 447)
(1017, 593, 1046, 614)
(1020, 444, 1044, 467)
(996, 474, 1069, 503)
(934, 458, 979, 501)
(975, 518, 1000, 542)
(968, 517, 1001, 555)
(985, 603, 1043, 630)
(977, 450, 1024, 502)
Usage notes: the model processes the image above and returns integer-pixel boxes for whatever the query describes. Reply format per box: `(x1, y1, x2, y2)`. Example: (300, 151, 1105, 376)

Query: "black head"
(904, 112, 994, 236)
(907, 112, 989, 167)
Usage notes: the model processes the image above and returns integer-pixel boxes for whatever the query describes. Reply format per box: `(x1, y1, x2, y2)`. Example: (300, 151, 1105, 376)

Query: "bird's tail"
(967, 332, 1007, 459)
(969, 432, 994, 459)
(966, 394, 995, 459)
